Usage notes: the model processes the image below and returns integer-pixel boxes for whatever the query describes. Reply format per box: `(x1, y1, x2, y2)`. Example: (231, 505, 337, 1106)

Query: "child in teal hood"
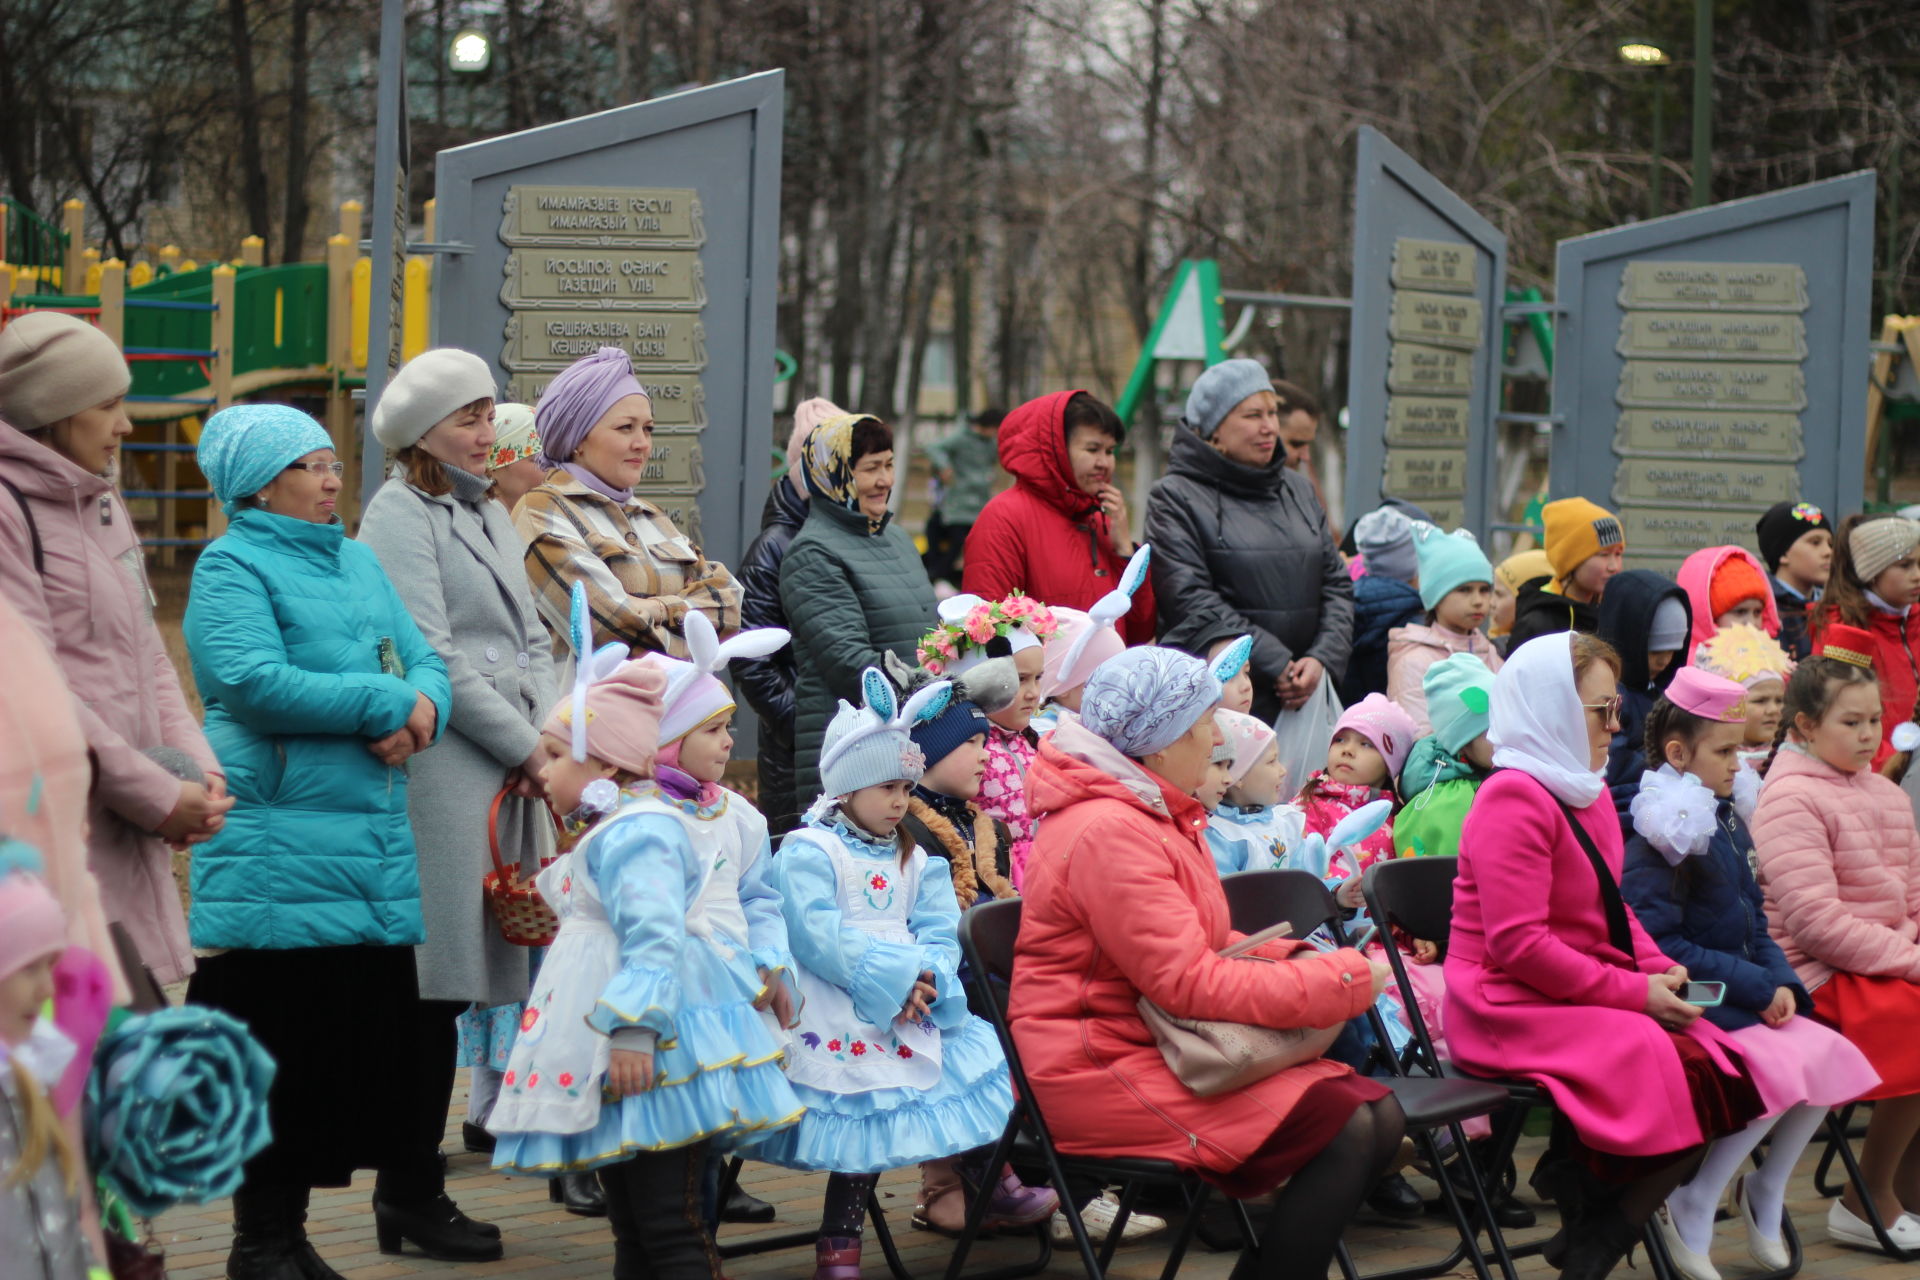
(1394, 653, 1497, 861)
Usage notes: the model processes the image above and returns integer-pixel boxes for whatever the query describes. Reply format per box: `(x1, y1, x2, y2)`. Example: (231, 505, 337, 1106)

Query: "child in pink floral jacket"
(1297, 693, 1417, 906)
(917, 593, 1057, 889)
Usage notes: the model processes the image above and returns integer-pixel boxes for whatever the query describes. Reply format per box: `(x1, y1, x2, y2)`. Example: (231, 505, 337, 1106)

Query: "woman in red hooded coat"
(962, 391, 1155, 643)
(1012, 646, 1401, 1280)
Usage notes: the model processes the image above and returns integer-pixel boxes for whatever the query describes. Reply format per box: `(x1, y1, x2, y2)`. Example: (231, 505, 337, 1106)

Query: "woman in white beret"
(357, 349, 577, 1220)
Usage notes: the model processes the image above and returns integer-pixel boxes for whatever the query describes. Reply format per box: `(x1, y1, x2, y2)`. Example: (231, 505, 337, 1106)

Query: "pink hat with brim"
(1215, 709, 1278, 785)
(1333, 693, 1419, 780)
(0, 868, 67, 981)
(1665, 666, 1749, 724)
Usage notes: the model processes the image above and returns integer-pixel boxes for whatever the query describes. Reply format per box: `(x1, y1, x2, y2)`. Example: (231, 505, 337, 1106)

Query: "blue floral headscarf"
(1080, 646, 1223, 758)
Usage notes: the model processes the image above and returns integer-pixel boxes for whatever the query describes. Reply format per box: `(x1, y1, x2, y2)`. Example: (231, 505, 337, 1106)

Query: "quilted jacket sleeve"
(1756, 781, 1920, 982)
(730, 519, 797, 724)
(780, 540, 884, 706)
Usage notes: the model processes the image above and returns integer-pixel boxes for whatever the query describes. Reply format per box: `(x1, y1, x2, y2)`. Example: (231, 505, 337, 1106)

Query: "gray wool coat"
(359, 465, 557, 1007)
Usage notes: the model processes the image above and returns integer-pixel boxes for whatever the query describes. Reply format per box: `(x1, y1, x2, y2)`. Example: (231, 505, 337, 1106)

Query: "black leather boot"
(371, 1192, 505, 1262)
(1366, 1171, 1426, 1219)
(462, 1121, 496, 1154)
(722, 1182, 777, 1224)
(550, 1171, 608, 1217)
(226, 1185, 305, 1280)
(1556, 1201, 1643, 1280)
(601, 1146, 724, 1280)
(282, 1188, 345, 1280)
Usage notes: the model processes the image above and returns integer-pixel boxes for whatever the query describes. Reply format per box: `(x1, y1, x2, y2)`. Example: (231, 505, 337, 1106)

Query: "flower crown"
(916, 594, 1059, 677)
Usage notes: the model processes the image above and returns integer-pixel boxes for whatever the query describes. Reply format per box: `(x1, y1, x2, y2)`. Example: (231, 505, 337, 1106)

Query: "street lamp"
(1617, 39, 1671, 218)
(448, 28, 491, 74)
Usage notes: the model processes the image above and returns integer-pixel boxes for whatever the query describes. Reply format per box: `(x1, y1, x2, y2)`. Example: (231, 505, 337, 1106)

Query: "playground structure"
(0, 198, 440, 556)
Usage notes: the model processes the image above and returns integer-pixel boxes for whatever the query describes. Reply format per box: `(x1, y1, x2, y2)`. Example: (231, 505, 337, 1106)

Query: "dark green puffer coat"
(779, 497, 937, 804)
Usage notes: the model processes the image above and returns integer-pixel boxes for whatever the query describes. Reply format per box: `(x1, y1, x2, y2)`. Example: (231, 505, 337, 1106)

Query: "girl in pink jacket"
(1753, 628, 1920, 1253)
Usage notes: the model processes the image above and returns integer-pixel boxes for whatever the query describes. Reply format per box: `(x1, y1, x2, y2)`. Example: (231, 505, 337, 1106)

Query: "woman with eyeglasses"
(1443, 632, 1764, 1280)
(184, 403, 459, 1280)
(0, 311, 230, 997)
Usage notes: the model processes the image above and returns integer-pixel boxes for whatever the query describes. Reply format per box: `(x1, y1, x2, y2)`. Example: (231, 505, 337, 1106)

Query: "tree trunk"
(280, 0, 313, 264)
(225, 0, 272, 242)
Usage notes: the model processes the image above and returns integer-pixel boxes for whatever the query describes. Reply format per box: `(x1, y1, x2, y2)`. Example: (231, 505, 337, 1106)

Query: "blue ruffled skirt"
(746, 1014, 1013, 1173)
(490, 928, 803, 1175)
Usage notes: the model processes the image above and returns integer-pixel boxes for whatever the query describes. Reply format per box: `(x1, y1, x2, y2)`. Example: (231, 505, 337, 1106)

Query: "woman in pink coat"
(1444, 632, 1762, 1280)
(1753, 631, 1920, 1252)
(1012, 646, 1402, 1280)
(0, 312, 230, 986)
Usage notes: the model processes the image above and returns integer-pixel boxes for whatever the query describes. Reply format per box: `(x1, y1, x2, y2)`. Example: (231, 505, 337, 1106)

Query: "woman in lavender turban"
(511, 346, 742, 669)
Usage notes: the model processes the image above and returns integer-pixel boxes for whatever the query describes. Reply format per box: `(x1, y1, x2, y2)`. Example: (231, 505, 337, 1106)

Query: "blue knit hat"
(1424, 653, 1496, 754)
(1183, 359, 1272, 440)
(1412, 522, 1495, 611)
(814, 669, 952, 811)
(911, 700, 991, 770)
(197, 404, 335, 514)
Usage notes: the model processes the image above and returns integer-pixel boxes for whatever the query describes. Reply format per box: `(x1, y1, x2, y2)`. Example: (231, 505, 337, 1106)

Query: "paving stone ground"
(145, 1072, 1919, 1280)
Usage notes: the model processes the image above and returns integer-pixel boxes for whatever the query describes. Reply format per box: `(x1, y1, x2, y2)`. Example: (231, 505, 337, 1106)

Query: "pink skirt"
(1727, 1014, 1880, 1117)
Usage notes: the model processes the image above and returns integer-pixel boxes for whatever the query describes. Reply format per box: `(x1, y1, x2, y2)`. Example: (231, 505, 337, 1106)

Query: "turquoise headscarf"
(197, 404, 335, 514)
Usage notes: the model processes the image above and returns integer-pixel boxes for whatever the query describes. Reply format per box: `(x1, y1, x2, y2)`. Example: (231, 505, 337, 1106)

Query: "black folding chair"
(953, 897, 1257, 1280)
(1363, 857, 1806, 1280)
(1220, 869, 1517, 1280)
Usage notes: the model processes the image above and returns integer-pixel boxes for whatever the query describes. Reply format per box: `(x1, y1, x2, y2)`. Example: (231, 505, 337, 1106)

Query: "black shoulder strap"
(1552, 794, 1634, 959)
(0, 476, 43, 576)
(1490, 767, 1634, 958)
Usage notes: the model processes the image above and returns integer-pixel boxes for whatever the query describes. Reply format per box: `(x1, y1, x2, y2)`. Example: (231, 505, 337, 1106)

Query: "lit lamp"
(1616, 38, 1671, 218)
(449, 29, 492, 74)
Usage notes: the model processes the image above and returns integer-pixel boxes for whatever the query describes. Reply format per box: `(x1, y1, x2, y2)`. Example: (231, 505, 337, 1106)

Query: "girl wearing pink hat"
(487, 599, 802, 1280)
(1296, 693, 1418, 905)
(1623, 666, 1878, 1275)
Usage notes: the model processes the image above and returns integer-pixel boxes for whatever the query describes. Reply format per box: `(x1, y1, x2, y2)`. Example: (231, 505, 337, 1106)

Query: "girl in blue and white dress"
(755, 670, 1055, 1280)
(488, 591, 801, 1280)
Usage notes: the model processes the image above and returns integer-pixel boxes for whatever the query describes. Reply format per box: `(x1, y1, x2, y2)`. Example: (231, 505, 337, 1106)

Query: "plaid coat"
(513, 471, 742, 661)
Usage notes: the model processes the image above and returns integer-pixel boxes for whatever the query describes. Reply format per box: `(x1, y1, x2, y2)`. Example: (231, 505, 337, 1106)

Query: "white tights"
(1666, 1102, 1830, 1253)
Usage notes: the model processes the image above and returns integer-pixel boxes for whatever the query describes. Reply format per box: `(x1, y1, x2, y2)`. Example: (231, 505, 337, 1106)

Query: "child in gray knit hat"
(762, 668, 1058, 1269)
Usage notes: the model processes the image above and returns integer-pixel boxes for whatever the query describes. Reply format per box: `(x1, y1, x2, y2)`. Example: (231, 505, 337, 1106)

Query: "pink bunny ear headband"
(1051, 544, 1152, 691)
(652, 609, 791, 744)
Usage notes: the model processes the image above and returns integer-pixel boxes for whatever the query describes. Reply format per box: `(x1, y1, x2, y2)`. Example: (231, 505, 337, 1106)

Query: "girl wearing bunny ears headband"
(642, 610, 791, 806)
(1037, 546, 1152, 718)
(805, 668, 953, 841)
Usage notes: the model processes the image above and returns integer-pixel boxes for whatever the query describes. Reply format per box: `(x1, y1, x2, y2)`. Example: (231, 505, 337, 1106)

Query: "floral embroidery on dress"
(862, 870, 896, 911)
(801, 1026, 919, 1063)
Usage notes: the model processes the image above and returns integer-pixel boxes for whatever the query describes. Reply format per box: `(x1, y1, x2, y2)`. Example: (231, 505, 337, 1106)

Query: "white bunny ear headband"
(1054, 544, 1152, 690)
(656, 609, 790, 740)
(567, 581, 631, 764)
(815, 666, 954, 780)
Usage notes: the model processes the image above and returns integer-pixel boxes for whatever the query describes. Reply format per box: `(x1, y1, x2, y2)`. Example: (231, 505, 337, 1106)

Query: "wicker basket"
(482, 787, 561, 947)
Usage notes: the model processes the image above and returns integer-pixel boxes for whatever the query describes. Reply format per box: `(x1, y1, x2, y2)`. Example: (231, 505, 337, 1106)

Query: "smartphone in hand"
(1678, 981, 1727, 1008)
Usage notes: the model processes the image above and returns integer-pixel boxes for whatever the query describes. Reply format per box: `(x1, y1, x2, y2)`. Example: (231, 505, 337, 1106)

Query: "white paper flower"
(1894, 722, 1920, 754)
(580, 777, 622, 817)
(1732, 764, 1762, 825)
(1630, 765, 1717, 866)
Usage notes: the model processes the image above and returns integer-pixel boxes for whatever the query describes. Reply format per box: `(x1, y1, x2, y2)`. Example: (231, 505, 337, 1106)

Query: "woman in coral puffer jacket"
(1011, 646, 1401, 1280)
(962, 390, 1154, 643)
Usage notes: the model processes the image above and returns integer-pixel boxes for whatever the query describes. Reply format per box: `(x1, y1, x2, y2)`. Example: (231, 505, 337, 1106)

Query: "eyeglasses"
(284, 461, 346, 477)
(1582, 695, 1623, 722)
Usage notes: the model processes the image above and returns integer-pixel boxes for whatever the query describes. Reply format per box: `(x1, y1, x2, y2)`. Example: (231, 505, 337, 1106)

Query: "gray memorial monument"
(1551, 172, 1876, 574)
(427, 71, 786, 571)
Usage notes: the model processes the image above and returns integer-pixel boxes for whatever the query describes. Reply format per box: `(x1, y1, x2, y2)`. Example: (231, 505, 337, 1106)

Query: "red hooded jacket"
(962, 391, 1155, 643)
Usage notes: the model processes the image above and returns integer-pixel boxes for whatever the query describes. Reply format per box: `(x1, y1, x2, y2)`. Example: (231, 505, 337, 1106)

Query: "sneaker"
(1050, 1191, 1168, 1246)
(1828, 1198, 1920, 1253)
(980, 1170, 1059, 1229)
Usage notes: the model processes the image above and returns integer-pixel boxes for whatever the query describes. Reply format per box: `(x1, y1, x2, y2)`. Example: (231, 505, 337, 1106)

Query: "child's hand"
(1761, 986, 1798, 1027)
(899, 971, 937, 1024)
(754, 966, 799, 1027)
(606, 1049, 656, 1098)
(1335, 876, 1366, 910)
(1410, 938, 1439, 966)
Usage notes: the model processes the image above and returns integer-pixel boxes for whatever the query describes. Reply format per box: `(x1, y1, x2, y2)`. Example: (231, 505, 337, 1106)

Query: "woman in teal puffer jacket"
(182, 404, 472, 1280)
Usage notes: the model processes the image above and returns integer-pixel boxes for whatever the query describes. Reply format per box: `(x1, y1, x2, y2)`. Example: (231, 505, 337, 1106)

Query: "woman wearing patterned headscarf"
(1010, 647, 1404, 1280)
(778, 409, 936, 804)
(513, 347, 742, 670)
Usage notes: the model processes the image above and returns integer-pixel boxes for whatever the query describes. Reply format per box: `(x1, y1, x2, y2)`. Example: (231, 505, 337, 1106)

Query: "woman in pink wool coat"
(1444, 632, 1762, 1280)
(1752, 632, 1920, 1252)
(1012, 647, 1402, 1280)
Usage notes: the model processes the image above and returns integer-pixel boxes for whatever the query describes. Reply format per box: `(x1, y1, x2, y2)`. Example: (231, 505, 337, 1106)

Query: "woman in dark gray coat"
(778, 411, 936, 805)
(1144, 359, 1354, 724)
